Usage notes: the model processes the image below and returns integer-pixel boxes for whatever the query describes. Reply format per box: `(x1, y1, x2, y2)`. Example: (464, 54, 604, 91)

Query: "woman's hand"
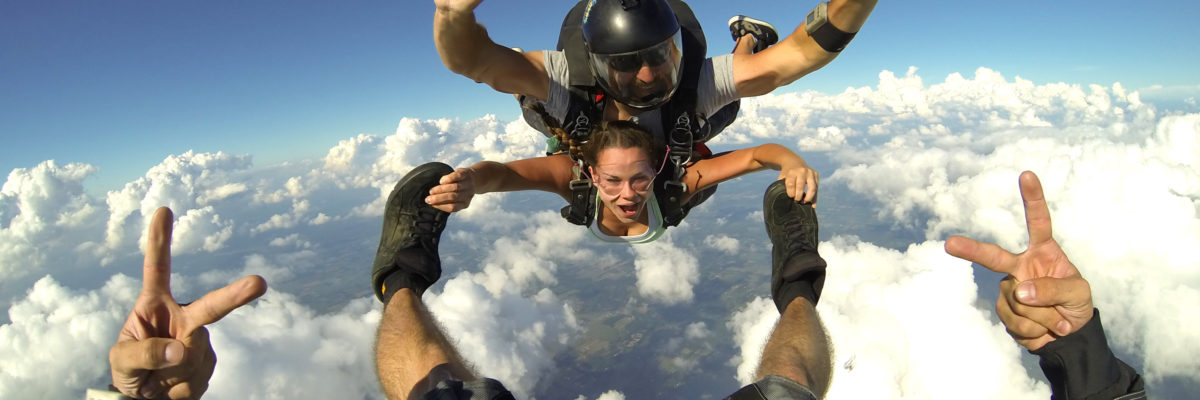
(777, 164, 819, 207)
(426, 168, 478, 212)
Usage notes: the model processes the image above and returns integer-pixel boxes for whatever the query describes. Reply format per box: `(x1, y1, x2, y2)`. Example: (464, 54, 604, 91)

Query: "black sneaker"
(371, 162, 454, 303)
(763, 180, 827, 311)
(728, 15, 779, 54)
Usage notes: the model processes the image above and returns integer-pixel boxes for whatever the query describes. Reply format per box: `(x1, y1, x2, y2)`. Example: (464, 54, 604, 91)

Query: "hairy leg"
(375, 289, 476, 400)
(756, 297, 833, 396)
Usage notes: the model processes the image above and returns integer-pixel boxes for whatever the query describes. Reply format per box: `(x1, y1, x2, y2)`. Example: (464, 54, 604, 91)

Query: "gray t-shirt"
(526, 50, 739, 141)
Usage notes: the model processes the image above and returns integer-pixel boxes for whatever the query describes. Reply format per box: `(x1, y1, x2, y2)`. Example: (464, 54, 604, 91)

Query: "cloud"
(820, 238, 1050, 399)
(3, 66, 1199, 397)
(0, 110, 596, 398)
(719, 68, 1198, 393)
(661, 321, 715, 372)
(0, 161, 104, 279)
(103, 151, 253, 262)
(203, 292, 383, 399)
(0, 273, 388, 399)
(630, 238, 700, 305)
(823, 112, 1200, 384)
(328, 116, 545, 220)
(250, 199, 311, 235)
(728, 239, 1051, 398)
(703, 234, 740, 254)
(425, 270, 580, 398)
(268, 233, 312, 249)
(574, 390, 626, 400)
(0, 275, 137, 399)
(727, 296, 778, 385)
(172, 206, 234, 253)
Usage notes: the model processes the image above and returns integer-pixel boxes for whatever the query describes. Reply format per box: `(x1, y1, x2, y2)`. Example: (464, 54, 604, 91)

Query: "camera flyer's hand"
(945, 171, 1094, 351)
(109, 207, 267, 399)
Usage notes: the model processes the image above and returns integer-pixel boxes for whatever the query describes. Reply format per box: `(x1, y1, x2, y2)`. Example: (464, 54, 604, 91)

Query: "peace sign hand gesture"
(944, 171, 1094, 351)
(108, 207, 267, 399)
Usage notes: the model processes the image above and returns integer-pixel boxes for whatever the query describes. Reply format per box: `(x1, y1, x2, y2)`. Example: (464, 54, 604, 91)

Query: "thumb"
(1015, 275, 1091, 308)
(110, 338, 185, 374)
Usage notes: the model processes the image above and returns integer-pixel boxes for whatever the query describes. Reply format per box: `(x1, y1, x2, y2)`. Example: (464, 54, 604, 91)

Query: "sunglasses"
(605, 48, 673, 73)
(597, 34, 681, 73)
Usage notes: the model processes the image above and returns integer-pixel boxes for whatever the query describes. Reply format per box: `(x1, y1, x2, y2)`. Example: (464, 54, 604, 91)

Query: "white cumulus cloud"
(3, 66, 1198, 397)
(631, 239, 700, 305)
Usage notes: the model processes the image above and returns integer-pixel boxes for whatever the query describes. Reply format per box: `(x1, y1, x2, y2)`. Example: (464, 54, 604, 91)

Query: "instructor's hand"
(433, 0, 484, 14)
(109, 207, 267, 399)
(945, 171, 1093, 351)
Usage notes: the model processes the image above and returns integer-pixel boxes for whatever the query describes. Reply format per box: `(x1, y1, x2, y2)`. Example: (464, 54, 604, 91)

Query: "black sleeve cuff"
(1031, 309, 1145, 399)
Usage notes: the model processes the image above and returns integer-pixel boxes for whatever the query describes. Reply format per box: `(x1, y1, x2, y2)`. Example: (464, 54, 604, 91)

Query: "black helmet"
(581, 0, 684, 110)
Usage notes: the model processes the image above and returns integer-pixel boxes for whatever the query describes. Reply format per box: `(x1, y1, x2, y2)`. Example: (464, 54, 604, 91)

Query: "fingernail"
(140, 386, 156, 399)
(164, 341, 183, 364)
(1016, 282, 1035, 302)
(425, 196, 431, 204)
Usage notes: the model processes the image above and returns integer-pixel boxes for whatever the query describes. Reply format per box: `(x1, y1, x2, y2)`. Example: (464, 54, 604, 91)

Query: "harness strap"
(660, 111, 696, 227)
(561, 160, 597, 226)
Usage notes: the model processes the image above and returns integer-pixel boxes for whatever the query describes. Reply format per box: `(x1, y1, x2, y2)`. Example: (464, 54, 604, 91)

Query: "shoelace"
(409, 206, 447, 249)
(780, 213, 817, 254)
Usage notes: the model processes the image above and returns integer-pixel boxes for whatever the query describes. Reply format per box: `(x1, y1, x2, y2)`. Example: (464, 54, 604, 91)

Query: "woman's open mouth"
(617, 203, 639, 218)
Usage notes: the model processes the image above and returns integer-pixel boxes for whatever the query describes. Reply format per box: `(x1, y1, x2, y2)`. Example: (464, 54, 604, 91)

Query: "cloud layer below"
(2, 67, 1197, 398)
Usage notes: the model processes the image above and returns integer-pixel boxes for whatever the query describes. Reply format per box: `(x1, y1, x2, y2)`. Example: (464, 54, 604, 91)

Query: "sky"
(3, 0, 1199, 192)
(2, 0, 1200, 399)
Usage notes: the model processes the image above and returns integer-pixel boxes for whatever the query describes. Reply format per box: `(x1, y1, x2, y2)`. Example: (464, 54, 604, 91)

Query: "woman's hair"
(523, 102, 667, 168)
(525, 102, 585, 160)
(581, 120, 667, 169)
(525, 101, 672, 169)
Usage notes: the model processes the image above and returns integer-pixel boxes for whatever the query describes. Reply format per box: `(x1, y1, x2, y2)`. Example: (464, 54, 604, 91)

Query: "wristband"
(805, 2, 857, 52)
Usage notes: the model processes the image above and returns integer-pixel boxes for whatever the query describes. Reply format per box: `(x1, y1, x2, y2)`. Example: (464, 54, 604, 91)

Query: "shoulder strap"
(656, 1, 705, 228)
(667, 0, 705, 93)
(560, 1, 597, 87)
(561, 160, 597, 226)
(556, 2, 603, 225)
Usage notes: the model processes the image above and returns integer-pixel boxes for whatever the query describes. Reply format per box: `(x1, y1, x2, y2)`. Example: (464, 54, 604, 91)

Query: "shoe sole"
(728, 15, 779, 49)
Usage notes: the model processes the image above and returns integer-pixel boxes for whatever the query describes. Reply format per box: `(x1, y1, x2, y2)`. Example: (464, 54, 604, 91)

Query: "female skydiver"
(423, 107, 818, 243)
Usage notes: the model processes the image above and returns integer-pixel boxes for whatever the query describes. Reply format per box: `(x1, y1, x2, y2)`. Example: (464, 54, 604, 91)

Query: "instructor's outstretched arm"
(733, 0, 878, 97)
(432, 0, 550, 99)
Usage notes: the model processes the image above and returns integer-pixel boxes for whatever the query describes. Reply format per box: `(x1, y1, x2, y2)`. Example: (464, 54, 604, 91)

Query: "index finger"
(1019, 171, 1054, 246)
(945, 235, 1018, 275)
(438, 168, 471, 185)
(143, 207, 174, 296)
(184, 275, 268, 328)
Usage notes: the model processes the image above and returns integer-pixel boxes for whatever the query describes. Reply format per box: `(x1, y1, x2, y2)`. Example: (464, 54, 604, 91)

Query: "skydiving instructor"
(432, 0, 878, 139)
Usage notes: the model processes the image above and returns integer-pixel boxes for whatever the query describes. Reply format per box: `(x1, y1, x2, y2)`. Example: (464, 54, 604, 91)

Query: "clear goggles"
(589, 148, 670, 196)
(588, 32, 683, 109)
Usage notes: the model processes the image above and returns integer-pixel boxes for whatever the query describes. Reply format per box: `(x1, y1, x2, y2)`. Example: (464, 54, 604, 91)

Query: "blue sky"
(2, 0, 1198, 192)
